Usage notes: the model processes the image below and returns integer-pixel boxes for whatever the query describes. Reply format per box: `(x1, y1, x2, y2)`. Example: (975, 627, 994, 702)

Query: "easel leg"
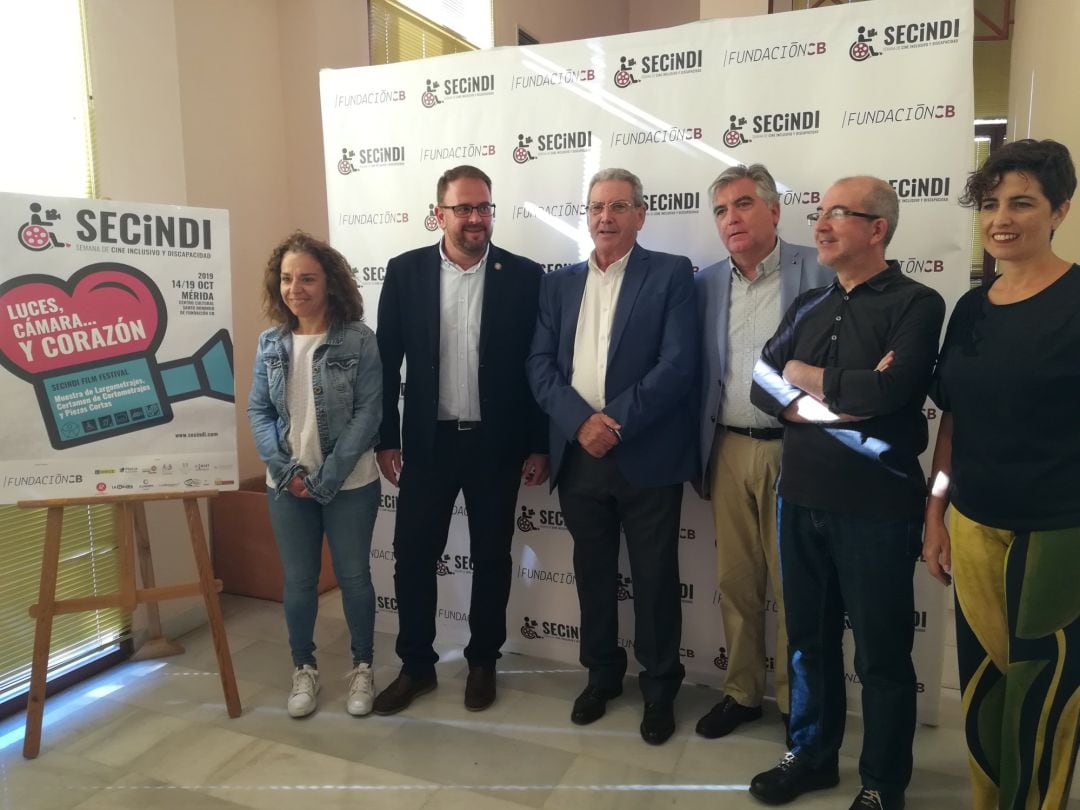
(23, 506, 65, 759)
(183, 498, 241, 717)
(130, 502, 184, 660)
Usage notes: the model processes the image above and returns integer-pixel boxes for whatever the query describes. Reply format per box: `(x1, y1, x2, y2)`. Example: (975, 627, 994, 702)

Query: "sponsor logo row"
(330, 17, 962, 107)
(334, 107, 956, 175)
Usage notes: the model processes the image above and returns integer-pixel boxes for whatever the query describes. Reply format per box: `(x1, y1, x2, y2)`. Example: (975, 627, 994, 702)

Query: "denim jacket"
(247, 320, 382, 504)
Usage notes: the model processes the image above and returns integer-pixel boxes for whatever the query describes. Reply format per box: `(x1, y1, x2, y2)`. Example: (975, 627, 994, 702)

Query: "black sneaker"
(849, 787, 905, 810)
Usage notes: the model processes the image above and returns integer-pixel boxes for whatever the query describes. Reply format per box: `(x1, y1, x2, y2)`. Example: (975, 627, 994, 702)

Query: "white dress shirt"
(571, 248, 631, 411)
(437, 243, 487, 421)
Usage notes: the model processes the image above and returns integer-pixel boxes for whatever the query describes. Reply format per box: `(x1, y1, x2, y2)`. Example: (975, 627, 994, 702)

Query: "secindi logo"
(612, 50, 703, 89)
(420, 74, 495, 108)
(643, 190, 701, 216)
(336, 145, 405, 175)
(849, 17, 961, 62)
(435, 554, 455, 577)
(888, 176, 952, 203)
(713, 646, 730, 670)
(18, 202, 70, 252)
(516, 505, 539, 532)
(520, 615, 543, 639)
(423, 204, 440, 232)
(512, 130, 594, 164)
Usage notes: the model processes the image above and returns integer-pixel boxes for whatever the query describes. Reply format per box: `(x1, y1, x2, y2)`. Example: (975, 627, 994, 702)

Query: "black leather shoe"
(640, 702, 676, 745)
(570, 684, 622, 725)
(749, 752, 840, 805)
(372, 671, 437, 716)
(695, 695, 763, 738)
(464, 664, 495, 711)
(849, 786, 905, 810)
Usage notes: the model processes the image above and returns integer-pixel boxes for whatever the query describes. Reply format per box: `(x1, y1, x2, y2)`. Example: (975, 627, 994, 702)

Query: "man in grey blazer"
(695, 164, 831, 742)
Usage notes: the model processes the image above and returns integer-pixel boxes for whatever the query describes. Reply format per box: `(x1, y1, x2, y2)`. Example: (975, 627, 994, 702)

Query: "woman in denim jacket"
(248, 232, 382, 719)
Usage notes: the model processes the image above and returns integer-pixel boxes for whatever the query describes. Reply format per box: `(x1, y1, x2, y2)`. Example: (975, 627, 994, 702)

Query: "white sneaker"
(287, 665, 320, 717)
(345, 663, 375, 716)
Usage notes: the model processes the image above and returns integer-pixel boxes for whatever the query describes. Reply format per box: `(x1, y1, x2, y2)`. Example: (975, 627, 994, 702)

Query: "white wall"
(1008, 0, 1080, 258)
(494, 0, 628, 46)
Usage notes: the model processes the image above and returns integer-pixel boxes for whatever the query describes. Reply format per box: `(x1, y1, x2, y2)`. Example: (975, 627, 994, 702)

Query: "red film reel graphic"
(337, 158, 353, 175)
(424, 214, 439, 231)
(723, 128, 744, 148)
(613, 70, 633, 89)
(421, 91, 438, 108)
(849, 41, 871, 62)
(512, 146, 531, 164)
(18, 223, 53, 251)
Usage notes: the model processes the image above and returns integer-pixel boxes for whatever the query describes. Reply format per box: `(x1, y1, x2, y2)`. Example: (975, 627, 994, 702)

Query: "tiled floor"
(2, 593, 1076, 809)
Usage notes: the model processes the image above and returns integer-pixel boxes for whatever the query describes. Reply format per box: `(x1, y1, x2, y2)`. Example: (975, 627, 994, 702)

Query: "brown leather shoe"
(464, 664, 496, 711)
(372, 671, 437, 716)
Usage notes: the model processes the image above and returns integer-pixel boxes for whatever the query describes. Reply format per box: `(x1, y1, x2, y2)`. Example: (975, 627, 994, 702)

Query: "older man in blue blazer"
(694, 164, 832, 744)
(527, 168, 698, 745)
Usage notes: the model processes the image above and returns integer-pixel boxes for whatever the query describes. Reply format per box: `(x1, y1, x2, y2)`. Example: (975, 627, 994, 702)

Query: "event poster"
(0, 192, 237, 503)
(321, 0, 974, 722)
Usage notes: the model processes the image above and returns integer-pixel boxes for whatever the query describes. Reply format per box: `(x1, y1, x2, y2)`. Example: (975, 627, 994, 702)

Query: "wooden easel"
(18, 490, 241, 758)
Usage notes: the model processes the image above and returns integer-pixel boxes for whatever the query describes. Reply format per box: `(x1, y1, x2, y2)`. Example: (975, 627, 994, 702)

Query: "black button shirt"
(751, 262, 945, 518)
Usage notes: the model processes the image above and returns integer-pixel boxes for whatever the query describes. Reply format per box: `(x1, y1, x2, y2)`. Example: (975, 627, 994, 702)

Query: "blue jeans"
(266, 480, 379, 667)
(778, 498, 921, 796)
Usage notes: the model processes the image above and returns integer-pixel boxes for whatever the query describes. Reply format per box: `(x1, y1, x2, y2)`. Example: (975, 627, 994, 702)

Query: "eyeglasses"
(586, 200, 638, 215)
(440, 203, 495, 218)
(806, 207, 882, 225)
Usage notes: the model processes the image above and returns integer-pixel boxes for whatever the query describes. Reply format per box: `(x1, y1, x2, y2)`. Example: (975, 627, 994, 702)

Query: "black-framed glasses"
(585, 200, 638, 215)
(806, 207, 882, 225)
(440, 203, 495, 218)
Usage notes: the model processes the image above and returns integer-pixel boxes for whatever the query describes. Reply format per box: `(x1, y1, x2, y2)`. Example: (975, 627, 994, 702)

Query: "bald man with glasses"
(748, 176, 944, 810)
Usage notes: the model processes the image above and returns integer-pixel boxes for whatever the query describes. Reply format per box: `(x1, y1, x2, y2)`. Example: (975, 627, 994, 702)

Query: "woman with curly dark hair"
(247, 231, 382, 719)
(924, 140, 1079, 809)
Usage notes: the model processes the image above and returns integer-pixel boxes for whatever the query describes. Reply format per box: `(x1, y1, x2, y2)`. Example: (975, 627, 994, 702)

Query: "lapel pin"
(494, 262, 502, 271)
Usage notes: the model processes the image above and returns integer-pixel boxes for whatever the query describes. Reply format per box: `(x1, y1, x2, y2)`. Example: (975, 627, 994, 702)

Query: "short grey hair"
(709, 163, 780, 206)
(588, 168, 645, 207)
(835, 176, 900, 246)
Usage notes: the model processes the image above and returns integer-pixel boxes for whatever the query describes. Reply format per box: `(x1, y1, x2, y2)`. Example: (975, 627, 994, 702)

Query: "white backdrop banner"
(0, 193, 237, 503)
(321, 0, 972, 724)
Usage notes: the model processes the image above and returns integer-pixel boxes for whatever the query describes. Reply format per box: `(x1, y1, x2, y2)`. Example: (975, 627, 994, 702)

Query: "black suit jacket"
(376, 242, 547, 467)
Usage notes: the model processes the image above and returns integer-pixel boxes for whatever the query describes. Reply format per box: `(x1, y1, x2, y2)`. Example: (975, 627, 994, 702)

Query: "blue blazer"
(376, 243, 546, 467)
(527, 244, 698, 489)
(695, 238, 832, 492)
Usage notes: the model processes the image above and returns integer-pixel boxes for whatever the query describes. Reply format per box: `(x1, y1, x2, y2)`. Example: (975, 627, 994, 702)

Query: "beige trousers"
(709, 429, 789, 713)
